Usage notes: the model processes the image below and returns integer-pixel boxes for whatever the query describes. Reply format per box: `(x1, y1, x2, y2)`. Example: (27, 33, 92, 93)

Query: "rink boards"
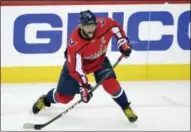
(1, 3, 190, 83)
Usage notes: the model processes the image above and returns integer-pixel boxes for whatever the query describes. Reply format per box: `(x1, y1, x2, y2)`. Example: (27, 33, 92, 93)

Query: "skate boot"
(123, 102, 138, 123)
(32, 95, 51, 114)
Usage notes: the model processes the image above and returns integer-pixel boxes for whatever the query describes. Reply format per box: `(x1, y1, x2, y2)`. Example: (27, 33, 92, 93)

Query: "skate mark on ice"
(161, 96, 190, 107)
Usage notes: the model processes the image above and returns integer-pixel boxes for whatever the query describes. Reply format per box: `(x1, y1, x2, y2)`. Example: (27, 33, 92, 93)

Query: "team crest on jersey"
(68, 39, 77, 46)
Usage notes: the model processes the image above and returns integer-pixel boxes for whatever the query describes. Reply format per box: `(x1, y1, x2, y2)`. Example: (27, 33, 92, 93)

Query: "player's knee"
(102, 78, 121, 95)
(55, 92, 74, 104)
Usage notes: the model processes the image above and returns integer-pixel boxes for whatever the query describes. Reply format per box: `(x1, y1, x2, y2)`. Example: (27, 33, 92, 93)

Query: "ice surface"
(1, 81, 190, 131)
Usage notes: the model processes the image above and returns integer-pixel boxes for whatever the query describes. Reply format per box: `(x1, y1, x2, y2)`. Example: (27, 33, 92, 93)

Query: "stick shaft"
(31, 55, 124, 129)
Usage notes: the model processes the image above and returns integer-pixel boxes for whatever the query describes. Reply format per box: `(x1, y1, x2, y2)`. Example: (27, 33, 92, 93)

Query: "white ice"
(1, 81, 190, 131)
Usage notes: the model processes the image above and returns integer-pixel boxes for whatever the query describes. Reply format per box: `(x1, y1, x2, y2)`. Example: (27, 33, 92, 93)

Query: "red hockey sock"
(102, 78, 129, 109)
(55, 92, 74, 104)
(102, 78, 121, 95)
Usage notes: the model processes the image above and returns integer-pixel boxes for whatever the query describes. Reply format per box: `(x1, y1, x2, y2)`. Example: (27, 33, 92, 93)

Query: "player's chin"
(87, 33, 94, 38)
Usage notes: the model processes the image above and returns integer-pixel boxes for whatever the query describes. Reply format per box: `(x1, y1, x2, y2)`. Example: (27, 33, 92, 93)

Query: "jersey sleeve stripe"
(75, 53, 87, 84)
(112, 27, 122, 38)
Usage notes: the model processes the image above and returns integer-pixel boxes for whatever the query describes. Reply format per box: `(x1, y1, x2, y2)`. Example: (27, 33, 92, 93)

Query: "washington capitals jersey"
(66, 17, 126, 85)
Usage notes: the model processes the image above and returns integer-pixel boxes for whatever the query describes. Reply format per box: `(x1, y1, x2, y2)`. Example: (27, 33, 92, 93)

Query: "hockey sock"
(102, 78, 129, 109)
(46, 88, 57, 103)
(46, 88, 74, 104)
(55, 92, 74, 104)
(112, 88, 129, 109)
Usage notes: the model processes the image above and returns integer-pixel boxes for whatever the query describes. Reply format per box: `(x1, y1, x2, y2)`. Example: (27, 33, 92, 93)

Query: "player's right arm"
(66, 37, 92, 103)
(67, 40, 88, 86)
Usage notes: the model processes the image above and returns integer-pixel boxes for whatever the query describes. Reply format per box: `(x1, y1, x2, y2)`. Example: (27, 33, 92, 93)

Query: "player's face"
(81, 24, 96, 38)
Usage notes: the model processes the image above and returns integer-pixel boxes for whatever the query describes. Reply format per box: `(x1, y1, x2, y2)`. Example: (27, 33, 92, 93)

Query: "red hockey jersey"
(66, 17, 126, 85)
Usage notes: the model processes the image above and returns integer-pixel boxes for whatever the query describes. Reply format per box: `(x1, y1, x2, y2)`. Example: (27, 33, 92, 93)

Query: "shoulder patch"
(99, 19, 106, 27)
(68, 38, 77, 46)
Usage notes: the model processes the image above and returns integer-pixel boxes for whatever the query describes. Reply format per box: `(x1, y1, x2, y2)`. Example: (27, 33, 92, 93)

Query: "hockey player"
(32, 10, 138, 123)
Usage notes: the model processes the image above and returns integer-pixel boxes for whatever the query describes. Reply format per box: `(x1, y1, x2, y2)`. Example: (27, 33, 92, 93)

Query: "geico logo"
(13, 11, 190, 54)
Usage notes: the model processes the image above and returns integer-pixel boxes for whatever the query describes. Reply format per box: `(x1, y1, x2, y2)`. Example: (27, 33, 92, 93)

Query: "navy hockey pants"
(56, 57, 116, 95)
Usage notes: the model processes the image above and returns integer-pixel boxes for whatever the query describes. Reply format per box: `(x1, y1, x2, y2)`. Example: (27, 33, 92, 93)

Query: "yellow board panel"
(148, 64, 190, 80)
(1, 64, 190, 83)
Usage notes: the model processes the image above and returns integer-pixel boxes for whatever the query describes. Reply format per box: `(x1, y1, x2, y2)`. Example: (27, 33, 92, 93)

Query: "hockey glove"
(117, 38, 132, 58)
(80, 84, 93, 103)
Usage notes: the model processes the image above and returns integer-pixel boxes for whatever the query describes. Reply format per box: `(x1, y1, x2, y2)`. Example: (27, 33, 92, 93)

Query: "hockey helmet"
(79, 10, 96, 25)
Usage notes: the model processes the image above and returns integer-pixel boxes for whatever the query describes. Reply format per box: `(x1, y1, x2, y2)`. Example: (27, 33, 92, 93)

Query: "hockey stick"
(23, 55, 124, 130)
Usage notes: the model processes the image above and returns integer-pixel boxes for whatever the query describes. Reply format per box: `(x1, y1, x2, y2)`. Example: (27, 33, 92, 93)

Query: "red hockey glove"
(80, 84, 93, 103)
(117, 38, 132, 58)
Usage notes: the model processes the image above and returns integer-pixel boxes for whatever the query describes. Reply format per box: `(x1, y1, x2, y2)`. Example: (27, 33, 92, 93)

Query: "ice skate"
(32, 95, 51, 114)
(123, 103, 138, 123)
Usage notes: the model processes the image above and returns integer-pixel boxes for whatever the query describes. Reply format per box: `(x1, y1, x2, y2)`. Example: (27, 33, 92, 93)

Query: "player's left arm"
(111, 19, 132, 57)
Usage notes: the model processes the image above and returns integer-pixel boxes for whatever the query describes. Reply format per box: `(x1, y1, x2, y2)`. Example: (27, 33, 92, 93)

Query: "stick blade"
(23, 123, 35, 129)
